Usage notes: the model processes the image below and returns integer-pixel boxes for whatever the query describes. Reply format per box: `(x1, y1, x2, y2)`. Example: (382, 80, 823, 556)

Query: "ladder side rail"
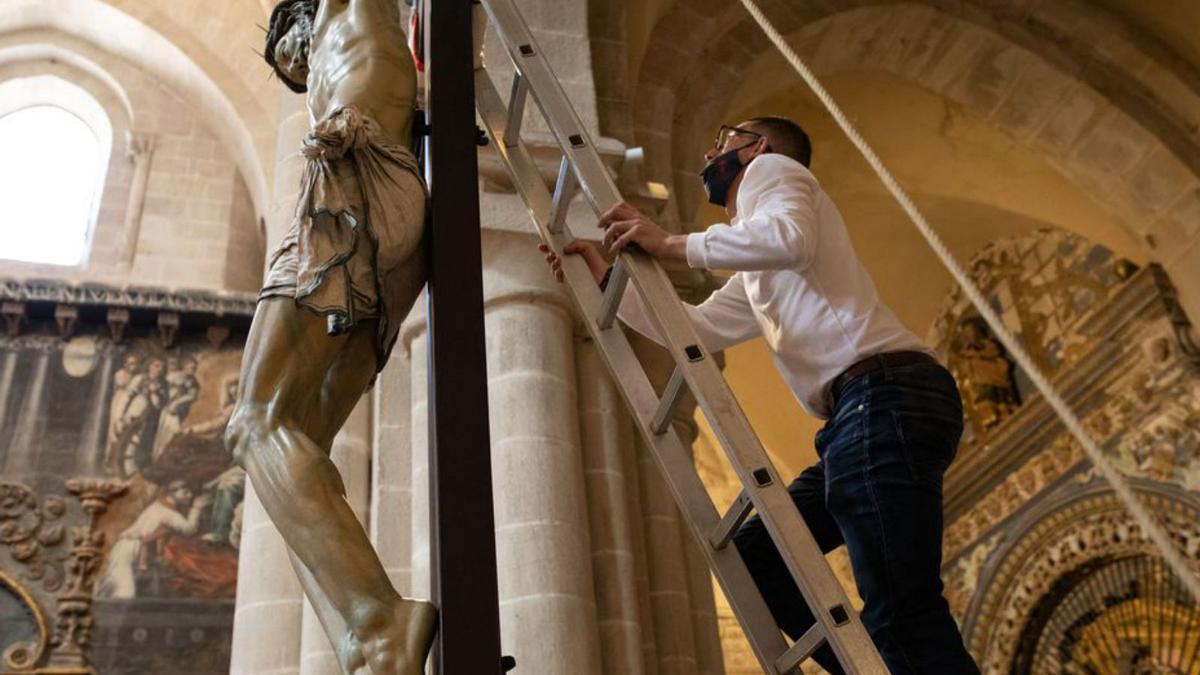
(478, 3, 887, 670)
(476, 71, 793, 672)
(620, 258, 889, 673)
(480, 0, 619, 213)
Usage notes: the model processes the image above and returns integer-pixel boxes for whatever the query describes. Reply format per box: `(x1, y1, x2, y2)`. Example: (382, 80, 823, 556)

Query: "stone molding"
(0, 278, 257, 318)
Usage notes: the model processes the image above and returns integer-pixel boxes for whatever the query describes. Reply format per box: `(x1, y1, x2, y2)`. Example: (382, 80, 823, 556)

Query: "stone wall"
(0, 30, 264, 293)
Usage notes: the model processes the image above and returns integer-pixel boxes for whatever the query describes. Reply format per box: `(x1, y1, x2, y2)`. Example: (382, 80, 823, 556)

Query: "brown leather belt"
(827, 350, 938, 409)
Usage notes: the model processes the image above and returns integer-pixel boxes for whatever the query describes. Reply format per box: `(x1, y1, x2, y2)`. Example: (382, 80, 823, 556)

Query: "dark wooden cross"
(421, 1, 505, 673)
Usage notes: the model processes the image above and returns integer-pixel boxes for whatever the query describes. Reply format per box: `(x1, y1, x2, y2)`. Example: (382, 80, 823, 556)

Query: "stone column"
(120, 131, 156, 268)
(635, 431, 699, 675)
(371, 352, 415, 597)
(404, 328, 433, 601)
(576, 337, 647, 675)
(483, 229, 603, 674)
(629, 334, 704, 675)
(298, 399, 373, 675)
(229, 91, 308, 675)
(677, 445, 725, 675)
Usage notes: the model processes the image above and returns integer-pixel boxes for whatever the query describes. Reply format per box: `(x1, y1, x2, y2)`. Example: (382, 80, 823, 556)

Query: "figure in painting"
(95, 480, 212, 599)
(153, 356, 200, 461)
(107, 355, 168, 476)
(952, 317, 1021, 433)
(224, 1, 434, 673)
(105, 352, 143, 453)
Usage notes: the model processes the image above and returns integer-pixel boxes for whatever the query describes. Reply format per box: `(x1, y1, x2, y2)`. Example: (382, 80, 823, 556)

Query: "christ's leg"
(286, 302, 436, 675)
(227, 298, 419, 674)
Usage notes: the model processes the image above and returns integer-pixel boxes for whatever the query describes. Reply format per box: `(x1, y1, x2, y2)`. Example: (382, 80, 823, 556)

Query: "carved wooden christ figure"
(225, 1, 433, 673)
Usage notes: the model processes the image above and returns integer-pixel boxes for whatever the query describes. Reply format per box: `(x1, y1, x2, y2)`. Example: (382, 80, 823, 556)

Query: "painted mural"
(0, 294, 250, 675)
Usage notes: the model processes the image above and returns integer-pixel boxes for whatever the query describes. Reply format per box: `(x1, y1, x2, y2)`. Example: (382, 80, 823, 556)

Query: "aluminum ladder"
(472, 1, 890, 672)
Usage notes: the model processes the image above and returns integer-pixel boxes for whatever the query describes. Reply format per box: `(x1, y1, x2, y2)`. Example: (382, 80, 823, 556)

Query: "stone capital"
(124, 130, 157, 162)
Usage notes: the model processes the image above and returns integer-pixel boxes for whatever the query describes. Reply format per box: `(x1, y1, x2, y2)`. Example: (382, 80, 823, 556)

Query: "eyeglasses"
(713, 124, 763, 152)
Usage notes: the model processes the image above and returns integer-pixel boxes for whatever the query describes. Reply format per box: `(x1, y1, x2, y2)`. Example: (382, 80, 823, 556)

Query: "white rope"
(737, 0, 1200, 602)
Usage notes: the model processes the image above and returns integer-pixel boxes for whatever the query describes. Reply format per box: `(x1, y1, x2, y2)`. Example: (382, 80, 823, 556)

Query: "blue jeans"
(733, 359, 980, 674)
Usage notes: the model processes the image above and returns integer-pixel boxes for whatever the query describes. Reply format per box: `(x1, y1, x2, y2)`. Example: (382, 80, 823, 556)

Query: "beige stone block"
(486, 376, 577, 442)
(916, 24, 993, 96)
(1034, 86, 1105, 158)
(229, 599, 303, 675)
(492, 436, 588, 522)
(873, 5, 940, 72)
(1070, 110, 1157, 183)
(498, 593, 602, 675)
(496, 521, 596, 600)
(992, 56, 1080, 142)
(1127, 150, 1197, 221)
(896, 9, 956, 79)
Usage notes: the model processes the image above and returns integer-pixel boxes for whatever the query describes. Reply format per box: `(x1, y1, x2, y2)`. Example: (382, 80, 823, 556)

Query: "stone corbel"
(122, 131, 158, 268)
(206, 324, 232, 350)
(2, 301, 25, 337)
(53, 305, 78, 340)
(105, 308, 130, 344)
(156, 311, 180, 348)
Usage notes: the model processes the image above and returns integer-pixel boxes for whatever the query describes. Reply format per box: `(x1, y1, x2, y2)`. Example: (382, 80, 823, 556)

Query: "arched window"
(0, 105, 105, 266)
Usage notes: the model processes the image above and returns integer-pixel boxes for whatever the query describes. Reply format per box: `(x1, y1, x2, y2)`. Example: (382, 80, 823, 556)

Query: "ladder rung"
(775, 624, 827, 674)
(504, 73, 528, 147)
(651, 366, 688, 434)
(596, 257, 628, 329)
(710, 490, 752, 550)
(548, 156, 576, 234)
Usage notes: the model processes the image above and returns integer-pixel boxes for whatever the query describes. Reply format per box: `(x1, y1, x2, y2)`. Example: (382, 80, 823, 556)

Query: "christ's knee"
(226, 402, 273, 470)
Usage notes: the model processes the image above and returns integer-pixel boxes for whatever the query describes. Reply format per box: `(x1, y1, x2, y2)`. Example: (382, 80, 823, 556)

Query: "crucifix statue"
(226, 1, 434, 673)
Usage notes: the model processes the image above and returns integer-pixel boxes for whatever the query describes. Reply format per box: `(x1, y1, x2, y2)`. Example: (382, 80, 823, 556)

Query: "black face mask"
(700, 144, 753, 207)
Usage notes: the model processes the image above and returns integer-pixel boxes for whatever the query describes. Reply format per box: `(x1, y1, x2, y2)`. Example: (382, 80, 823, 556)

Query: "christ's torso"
(308, 0, 418, 146)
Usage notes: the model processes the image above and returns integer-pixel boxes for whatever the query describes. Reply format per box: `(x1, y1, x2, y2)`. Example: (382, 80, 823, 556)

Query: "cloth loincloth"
(260, 106, 427, 373)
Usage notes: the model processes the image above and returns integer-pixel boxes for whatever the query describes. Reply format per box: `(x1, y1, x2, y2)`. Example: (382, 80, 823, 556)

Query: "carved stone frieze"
(0, 279, 257, 317)
(943, 533, 1002, 622)
(943, 437, 1084, 560)
(943, 263, 1200, 537)
(963, 491, 1200, 673)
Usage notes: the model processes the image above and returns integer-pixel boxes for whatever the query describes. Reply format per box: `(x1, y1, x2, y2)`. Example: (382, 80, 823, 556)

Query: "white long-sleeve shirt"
(618, 153, 930, 419)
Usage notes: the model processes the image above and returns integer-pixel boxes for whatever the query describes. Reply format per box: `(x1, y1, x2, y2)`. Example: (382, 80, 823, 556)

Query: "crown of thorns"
(264, 0, 317, 93)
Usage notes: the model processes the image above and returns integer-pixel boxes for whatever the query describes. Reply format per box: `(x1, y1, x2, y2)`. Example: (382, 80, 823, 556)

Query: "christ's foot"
(356, 598, 438, 675)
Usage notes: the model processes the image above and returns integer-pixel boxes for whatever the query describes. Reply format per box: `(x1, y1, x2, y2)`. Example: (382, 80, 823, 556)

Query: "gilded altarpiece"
(0, 280, 253, 675)
(929, 231, 1200, 673)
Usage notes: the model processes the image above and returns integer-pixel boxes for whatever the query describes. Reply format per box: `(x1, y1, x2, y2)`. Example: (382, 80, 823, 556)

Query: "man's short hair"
(744, 116, 812, 167)
(265, 0, 317, 94)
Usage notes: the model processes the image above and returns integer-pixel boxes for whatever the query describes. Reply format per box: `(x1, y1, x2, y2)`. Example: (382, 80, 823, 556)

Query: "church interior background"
(1, 1, 1199, 673)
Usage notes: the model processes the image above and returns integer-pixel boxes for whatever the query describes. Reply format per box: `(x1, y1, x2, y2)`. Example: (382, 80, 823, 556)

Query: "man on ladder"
(544, 116, 981, 674)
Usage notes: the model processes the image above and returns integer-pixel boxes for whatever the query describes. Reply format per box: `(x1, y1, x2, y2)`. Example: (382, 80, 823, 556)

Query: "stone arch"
(961, 483, 1200, 672)
(0, 42, 132, 127)
(632, 2, 1200, 256)
(0, 0, 273, 217)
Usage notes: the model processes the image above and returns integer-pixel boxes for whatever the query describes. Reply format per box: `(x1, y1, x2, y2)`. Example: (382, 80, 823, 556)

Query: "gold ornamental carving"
(965, 493, 1200, 673)
(0, 479, 127, 673)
